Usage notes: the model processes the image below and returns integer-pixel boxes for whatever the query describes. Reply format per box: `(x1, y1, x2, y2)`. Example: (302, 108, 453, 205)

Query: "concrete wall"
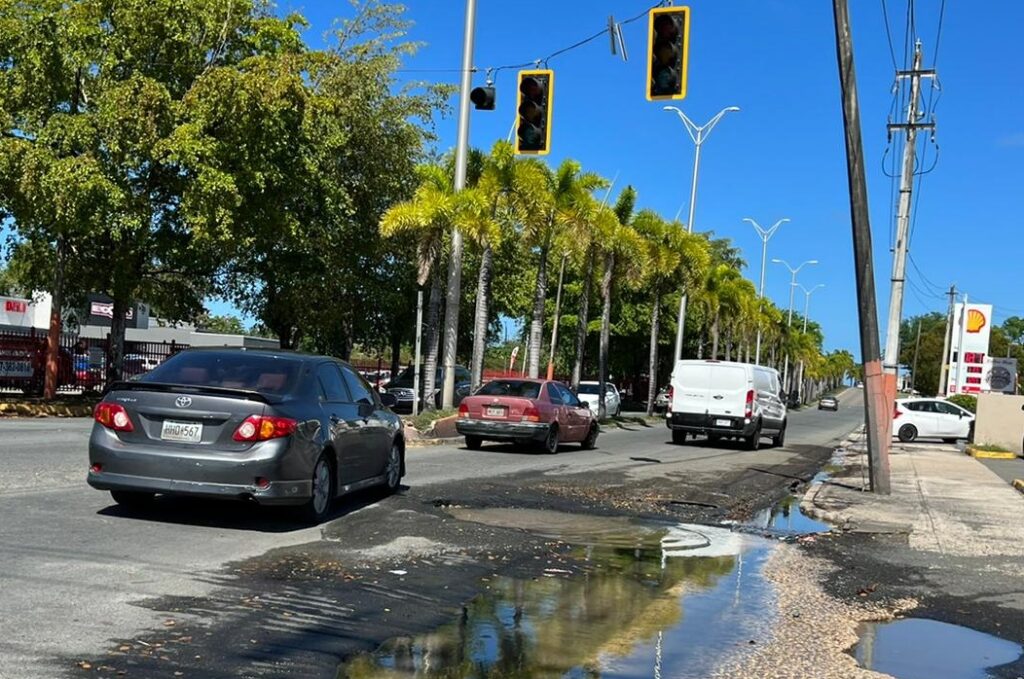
(974, 393, 1024, 453)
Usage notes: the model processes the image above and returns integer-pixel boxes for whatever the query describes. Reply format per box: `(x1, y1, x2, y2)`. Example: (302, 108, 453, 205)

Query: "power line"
(908, 253, 946, 296)
(933, 0, 947, 66)
(880, 0, 900, 70)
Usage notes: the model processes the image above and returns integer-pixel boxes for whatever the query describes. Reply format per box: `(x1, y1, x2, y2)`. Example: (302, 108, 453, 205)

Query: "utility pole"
(797, 284, 825, 403)
(662, 105, 741, 364)
(832, 0, 890, 493)
(546, 254, 567, 380)
(744, 218, 790, 365)
(882, 40, 936, 405)
(937, 285, 956, 396)
(439, 0, 477, 410)
(910, 318, 922, 393)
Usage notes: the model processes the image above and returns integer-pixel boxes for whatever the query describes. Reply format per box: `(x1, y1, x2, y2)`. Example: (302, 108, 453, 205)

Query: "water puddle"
(746, 494, 831, 537)
(853, 618, 1023, 678)
(339, 508, 775, 678)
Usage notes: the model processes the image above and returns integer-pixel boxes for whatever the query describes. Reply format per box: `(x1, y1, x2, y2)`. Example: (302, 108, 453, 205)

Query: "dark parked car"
(455, 378, 598, 453)
(385, 364, 471, 413)
(87, 348, 405, 522)
(818, 396, 839, 411)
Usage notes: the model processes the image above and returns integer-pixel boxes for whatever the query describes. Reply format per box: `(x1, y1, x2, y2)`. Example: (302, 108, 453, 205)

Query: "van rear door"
(671, 363, 712, 419)
(705, 364, 750, 419)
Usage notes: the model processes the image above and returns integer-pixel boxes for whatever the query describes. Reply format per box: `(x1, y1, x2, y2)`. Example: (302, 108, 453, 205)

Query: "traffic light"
(470, 86, 495, 110)
(515, 69, 553, 155)
(646, 6, 690, 101)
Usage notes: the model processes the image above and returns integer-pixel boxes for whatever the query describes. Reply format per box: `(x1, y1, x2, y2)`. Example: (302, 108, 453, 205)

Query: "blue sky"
(270, 0, 1022, 359)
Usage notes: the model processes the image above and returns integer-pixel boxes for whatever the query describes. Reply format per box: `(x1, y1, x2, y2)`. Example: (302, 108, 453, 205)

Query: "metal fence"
(0, 328, 188, 395)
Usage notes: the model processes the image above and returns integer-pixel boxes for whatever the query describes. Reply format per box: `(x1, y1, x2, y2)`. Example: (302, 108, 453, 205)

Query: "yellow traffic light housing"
(646, 6, 690, 101)
(515, 69, 554, 155)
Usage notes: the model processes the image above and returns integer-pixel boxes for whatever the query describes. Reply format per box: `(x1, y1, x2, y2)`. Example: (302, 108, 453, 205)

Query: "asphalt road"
(0, 388, 864, 679)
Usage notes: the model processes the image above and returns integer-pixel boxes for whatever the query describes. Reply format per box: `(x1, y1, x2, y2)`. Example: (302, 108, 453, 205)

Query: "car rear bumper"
(87, 426, 312, 505)
(666, 412, 757, 437)
(455, 419, 550, 442)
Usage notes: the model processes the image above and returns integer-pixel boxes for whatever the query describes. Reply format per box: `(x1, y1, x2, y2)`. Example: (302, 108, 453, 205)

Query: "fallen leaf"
(77, 661, 92, 670)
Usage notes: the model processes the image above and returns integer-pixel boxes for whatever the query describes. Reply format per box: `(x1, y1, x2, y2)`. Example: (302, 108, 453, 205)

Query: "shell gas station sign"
(947, 303, 993, 395)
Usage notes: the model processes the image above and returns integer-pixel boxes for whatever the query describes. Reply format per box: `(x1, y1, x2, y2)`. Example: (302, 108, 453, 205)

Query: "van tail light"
(893, 403, 902, 420)
(521, 406, 541, 423)
(745, 390, 755, 420)
(458, 403, 469, 418)
(233, 415, 297, 442)
(94, 402, 134, 432)
(667, 386, 674, 403)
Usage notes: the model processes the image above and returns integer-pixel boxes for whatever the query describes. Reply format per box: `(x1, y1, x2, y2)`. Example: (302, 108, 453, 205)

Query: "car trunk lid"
(463, 395, 537, 421)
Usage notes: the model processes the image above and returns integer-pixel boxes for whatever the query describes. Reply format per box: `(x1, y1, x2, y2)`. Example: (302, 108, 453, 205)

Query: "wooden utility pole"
(832, 0, 890, 493)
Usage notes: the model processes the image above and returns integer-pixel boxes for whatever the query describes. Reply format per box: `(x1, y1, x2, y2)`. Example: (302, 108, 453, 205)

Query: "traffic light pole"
(440, 0, 477, 410)
(663, 106, 740, 362)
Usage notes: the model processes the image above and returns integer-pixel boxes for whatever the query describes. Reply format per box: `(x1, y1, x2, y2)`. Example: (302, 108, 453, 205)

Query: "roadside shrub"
(408, 408, 458, 432)
(947, 394, 977, 413)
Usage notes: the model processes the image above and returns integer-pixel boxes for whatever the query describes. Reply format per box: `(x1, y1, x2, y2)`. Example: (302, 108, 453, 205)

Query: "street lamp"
(772, 258, 818, 395)
(744, 217, 790, 365)
(796, 284, 825, 403)
(663, 105, 741, 363)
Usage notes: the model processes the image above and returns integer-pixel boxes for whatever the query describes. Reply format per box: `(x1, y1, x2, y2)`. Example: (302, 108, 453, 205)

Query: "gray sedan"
(88, 348, 405, 522)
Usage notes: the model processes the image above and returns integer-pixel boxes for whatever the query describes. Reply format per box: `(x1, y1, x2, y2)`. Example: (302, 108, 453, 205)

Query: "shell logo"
(966, 308, 987, 334)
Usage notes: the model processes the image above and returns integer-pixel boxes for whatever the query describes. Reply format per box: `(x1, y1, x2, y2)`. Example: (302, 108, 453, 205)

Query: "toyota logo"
(175, 396, 193, 408)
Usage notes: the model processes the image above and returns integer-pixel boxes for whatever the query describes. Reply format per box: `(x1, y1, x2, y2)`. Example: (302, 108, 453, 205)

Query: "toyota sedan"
(455, 378, 598, 453)
(87, 348, 405, 522)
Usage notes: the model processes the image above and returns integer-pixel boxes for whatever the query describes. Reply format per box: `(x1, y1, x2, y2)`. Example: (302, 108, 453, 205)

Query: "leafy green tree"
(898, 313, 948, 396)
(197, 314, 247, 335)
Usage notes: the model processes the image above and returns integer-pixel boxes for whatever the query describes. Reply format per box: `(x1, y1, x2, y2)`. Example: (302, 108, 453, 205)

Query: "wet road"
(0, 388, 863, 678)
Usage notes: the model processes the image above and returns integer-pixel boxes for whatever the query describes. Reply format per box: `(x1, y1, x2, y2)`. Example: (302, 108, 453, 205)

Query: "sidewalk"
(805, 432, 1024, 576)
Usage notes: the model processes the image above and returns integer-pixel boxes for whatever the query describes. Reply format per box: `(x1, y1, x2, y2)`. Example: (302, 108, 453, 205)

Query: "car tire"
(110, 490, 155, 509)
(581, 423, 599, 450)
(897, 424, 918, 443)
(744, 421, 762, 451)
(772, 421, 787, 448)
(614, 405, 621, 418)
(672, 430, 687, 445)
(541, 424, 559, 454)
(299, 452, 334, 524)
(384, 441, 403, 493)
(465, 435, 483, 450)
(707, 434, 721, 444)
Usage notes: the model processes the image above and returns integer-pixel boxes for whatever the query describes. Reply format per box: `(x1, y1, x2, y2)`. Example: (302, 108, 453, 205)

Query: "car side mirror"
(380, 392, 397, 408)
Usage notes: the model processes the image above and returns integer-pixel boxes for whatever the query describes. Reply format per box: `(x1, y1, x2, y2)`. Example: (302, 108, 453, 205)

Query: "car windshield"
(141, 352, 301, 395)
(577, 384, 600, 395)
(476, 380, 541, 399)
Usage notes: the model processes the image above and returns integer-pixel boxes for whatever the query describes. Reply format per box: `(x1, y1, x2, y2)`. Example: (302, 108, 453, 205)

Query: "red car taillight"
(893, 403, 902, 420)
(667, 386, 674, 403)
(745, 390, 755, 420)
(458, 403, 469, 418)
(232, 415, 297, 442)
(94, 402, 134, 432)
(521, 406, 541, 423)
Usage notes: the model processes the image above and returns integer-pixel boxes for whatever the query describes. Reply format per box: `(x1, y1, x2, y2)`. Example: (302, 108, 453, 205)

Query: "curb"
(1013, 479, 1024, 495)
(965, 445, 1019, 460)
(0, 402, 95, 418)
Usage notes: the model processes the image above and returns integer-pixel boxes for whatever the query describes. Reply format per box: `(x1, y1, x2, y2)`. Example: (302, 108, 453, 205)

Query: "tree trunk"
(43, 235, 65, 400)
(389, 329, 401, 379)
(527, 244, 550, 379)
(571, 247, 595, 389)
(725, 334, 732, 362)
(646, 291, 661, 416)
(470, 243, 493, 391)
(107, 295, 127, 384)
(422, 269, 443, 411)
(439, 226, 465, 409)
(710, 312, 721, 359)
(598, 252, 614, 417)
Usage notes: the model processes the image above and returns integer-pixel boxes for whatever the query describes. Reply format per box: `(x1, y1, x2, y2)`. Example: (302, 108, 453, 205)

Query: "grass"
(407, 408, 458, 432)
(970, 443, 1012, 453)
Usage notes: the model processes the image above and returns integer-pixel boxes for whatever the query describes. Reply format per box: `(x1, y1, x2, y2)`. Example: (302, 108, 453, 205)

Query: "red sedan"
(456, 378, 599, 453)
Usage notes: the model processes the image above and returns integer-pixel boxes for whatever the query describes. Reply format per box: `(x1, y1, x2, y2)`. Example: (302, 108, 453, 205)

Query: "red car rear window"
(476, 380, 541, 399)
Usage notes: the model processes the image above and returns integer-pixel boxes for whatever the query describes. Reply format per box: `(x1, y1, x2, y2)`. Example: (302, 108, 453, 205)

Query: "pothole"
(852, 617, 1023, 678)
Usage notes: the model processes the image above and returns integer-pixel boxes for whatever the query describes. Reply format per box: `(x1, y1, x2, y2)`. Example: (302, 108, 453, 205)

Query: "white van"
(666, 359, 787, 450)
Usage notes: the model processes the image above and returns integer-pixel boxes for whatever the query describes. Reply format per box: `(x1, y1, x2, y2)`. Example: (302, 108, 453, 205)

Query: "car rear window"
(677, 365, 711, 389)
(141, 352, 301, 394)
(476, 380, 541, 399)
(710, 366, 747, 390)
(577, 383, 600, 395)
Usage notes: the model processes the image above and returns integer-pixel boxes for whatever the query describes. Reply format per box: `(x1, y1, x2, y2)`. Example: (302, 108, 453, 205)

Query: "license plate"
(161, 420, 203, 443)
(715, 419, 731, 427)
(485, 406, 506, 418)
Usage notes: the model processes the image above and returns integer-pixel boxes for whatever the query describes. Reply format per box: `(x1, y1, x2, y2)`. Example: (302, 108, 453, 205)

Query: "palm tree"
(520, 160, 606, 379)
(634, 212, 710, 415)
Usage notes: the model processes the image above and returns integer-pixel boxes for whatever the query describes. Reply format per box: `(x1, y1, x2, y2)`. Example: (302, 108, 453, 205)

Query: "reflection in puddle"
(853, 618, 1023, 679)
(749, 494, 831, 536)
(340, 510, 775, 679)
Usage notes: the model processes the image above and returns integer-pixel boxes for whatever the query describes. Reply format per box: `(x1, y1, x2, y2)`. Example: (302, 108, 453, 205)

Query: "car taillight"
(94, 402, 134, 432)
(668, 386, 674, 402)
(458, 403, 469, 418)
(521, 406, 541, 423)
(745, 390, 755, 419)
(232, 415, 297, 442)
(893, 403, 902, 420)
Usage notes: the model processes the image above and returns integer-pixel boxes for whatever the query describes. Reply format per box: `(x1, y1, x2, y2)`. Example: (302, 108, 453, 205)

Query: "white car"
(576, 381, 621, 419)
(893, 398, 974, 443)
